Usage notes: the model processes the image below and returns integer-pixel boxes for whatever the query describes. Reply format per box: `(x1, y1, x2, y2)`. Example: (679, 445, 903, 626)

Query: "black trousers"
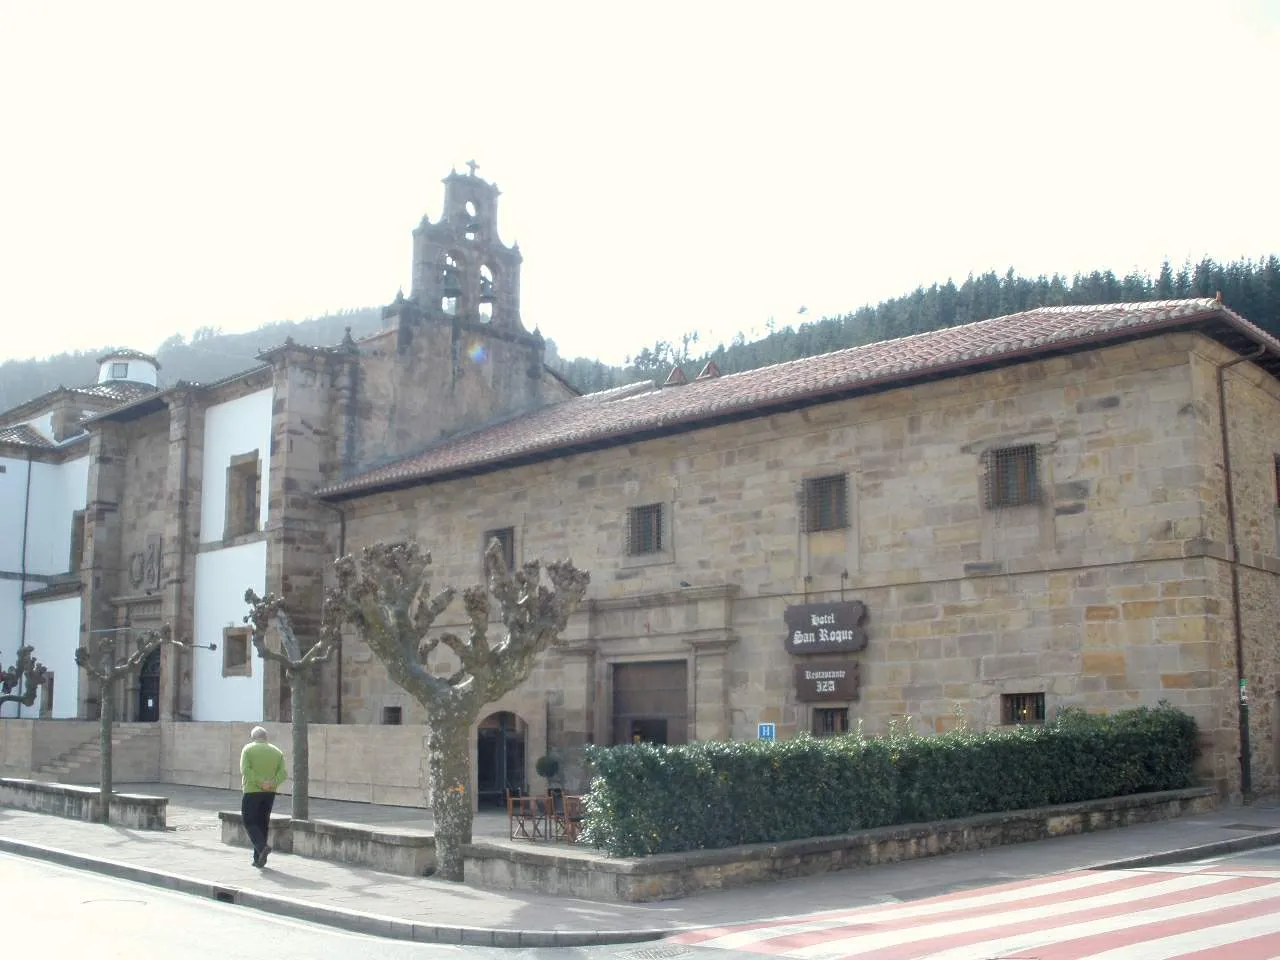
(241, 791, 276, 854)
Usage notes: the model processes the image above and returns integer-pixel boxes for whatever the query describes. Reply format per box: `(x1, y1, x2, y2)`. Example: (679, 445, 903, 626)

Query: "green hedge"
(580, 704, 1197, 857)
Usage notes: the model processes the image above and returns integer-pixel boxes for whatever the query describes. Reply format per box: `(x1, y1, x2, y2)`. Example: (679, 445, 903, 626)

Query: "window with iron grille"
(1001, 692, 1045, 725)
(626, 503, 664, 556)
(483, 526, 515, 571)
(802, 474, 849, 532)
(983, 445, 1039, 509)
(382, 706, 403, 725)
(812, 707, 850, 737)
(110, 362, 128, 379)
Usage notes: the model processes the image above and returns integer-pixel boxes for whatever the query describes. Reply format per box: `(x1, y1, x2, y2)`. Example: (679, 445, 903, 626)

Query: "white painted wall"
(0, 580, 22, 718)
(24, 455, 89, 576)
(200, 389, 272, 544)
(21, 596, 81, 718)
(0, 455, 30, 574)
(98, 357, 159, 387)
(192, 540, 266, 721)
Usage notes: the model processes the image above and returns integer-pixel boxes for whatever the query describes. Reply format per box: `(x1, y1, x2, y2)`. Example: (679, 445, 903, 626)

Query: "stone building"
(2, 167, 1278, 807)
(317, 294, 1280, 805)
(0, 350, 161, 719)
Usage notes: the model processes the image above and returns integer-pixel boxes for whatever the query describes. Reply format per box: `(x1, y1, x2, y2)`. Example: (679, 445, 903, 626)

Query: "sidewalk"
(1, 783, 1279, 948)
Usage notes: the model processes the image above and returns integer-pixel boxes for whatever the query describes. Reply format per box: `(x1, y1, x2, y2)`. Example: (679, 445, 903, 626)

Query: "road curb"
(0, 837, 669, 948)
(1090, 830, 1280, 871)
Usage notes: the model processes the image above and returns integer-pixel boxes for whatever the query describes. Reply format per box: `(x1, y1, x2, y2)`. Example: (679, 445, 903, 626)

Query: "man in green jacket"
(240, 726, 286, 867)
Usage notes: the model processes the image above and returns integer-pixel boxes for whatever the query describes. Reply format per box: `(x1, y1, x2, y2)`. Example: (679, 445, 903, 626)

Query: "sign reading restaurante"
(783, 601, 869, 655)
(794, 660, 860, 702)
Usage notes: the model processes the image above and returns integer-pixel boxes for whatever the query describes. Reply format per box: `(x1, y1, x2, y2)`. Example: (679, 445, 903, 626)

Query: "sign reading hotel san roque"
(783, 600, 869, 655)
(794, 660, 860, 702)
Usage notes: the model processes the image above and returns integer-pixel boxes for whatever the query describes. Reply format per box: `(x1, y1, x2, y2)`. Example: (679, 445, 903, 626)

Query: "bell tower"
(408, 161, 524, 332)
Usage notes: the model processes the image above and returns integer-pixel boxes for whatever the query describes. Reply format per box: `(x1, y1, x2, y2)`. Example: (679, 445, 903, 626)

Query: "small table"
(508, 795, 550, 841)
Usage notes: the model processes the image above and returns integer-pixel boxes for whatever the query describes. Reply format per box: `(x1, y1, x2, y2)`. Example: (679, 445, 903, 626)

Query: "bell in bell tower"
(408, 161, 524, 332)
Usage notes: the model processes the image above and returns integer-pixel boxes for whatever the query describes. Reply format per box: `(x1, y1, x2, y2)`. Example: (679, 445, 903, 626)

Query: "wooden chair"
(507, 788, 548, 841)
(548, 787, 585, 844)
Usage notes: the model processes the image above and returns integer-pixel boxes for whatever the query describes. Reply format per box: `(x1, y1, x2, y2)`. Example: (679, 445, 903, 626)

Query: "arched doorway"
(137, 648, 161, 722)
(476, 711, 526, 809)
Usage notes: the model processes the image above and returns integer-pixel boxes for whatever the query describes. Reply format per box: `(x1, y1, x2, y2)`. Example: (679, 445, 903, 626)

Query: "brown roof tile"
(319, 298, 1277, 498)
(0, 424, 53, 448)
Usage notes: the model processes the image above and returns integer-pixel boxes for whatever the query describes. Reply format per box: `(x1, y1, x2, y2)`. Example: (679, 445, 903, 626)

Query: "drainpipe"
(314, 498, 346, 724)
(1216, 343, 1265, 802)
(172, 398, 191, 720)
(16, 451, 33, 719)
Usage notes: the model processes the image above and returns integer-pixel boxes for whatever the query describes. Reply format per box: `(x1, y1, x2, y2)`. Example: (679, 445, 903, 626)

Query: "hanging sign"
(783, 601, 869, 655)
(794, 660, 861, 702)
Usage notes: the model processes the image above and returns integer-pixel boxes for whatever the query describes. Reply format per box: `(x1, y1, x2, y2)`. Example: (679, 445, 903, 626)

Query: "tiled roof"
(97, 347, 160, 367)
(0, 424, 52, 448)
(71, 381, 158, 403)
(319, 298, 1278, 498)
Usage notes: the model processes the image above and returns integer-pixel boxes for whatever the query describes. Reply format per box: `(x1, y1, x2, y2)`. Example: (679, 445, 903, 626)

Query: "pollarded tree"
(74, 626, 175, 823)
(243, 588, 338, 822)
(0, 646, 49, 712)
(323, 539, 589, 882)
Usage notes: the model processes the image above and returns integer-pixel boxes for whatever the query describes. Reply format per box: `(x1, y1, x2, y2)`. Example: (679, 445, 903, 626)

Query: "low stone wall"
(0, 778, 167, 829)
(464, 786, 1219, 902)
(219, 811, 434, 876)
(218, 810, 294, 852)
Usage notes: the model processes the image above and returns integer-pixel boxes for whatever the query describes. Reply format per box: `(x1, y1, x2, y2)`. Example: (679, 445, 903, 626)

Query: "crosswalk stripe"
(858, 878, 1280, 960)
(670, 870, 1137, 948)
(1085, 908, 1280, 960)
(772, 874, 1241, 958)
(1175, 928, 1280, 960)
(1011, 895, 1280, 960)
(885, 879, 1280, 960)
(745, 873, 1206, 957)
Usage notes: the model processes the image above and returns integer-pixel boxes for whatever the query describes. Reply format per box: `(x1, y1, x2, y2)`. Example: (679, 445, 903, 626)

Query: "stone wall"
(348, 319, 572, 472)
(1192, 342, 1280, 795)
(160, 721, 429, 806)
(336, 332, 1280, 798)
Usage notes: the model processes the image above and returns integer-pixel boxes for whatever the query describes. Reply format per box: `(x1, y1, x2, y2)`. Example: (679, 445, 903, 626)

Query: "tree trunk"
(98, 684, 113, 824)
(290, 671, 309, 821)
(427, 720, 473, 882)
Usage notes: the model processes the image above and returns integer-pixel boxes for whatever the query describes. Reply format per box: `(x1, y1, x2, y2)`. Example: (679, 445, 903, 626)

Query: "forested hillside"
(2, 256, 1276, 412)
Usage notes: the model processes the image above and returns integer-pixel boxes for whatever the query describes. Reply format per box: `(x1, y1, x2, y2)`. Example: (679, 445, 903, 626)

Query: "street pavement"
(0, 782, 1278, 948)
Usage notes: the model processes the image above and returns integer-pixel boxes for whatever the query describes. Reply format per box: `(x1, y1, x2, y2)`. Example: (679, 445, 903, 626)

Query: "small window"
(1002, 692, 1045, 725)
(1274, 455, 1280, 507)
(224, 452, 261, 539)
(69, 510, 86, 573)
(802, 474, 849, 532)
(110, 362, 128, 379)
(626, 503, 664, 556)
(382, 706, 403, 725)
(484, 526, 516, 571)
(812, 707, 849, 737)
(984, 445, 1040, 509)
(222, 627, 252, 678)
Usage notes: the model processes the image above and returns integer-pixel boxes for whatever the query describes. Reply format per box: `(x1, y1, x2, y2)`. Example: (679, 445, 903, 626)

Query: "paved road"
(2, 852, 727, 960)
(665, 845, 1280, 959)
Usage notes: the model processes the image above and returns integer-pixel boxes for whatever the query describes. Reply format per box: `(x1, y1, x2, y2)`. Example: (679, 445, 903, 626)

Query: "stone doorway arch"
(475, 710, 527, 809)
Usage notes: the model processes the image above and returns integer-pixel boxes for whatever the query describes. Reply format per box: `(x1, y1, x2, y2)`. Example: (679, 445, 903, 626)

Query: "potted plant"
(535, 754, 561, 790)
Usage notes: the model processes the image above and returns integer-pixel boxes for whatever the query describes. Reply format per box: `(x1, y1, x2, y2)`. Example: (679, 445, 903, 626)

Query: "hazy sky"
(1, 1, 1276, 367)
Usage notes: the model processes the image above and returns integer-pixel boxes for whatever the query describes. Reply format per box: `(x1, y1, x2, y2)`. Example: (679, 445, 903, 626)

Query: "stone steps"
(35, 727, 155, 783)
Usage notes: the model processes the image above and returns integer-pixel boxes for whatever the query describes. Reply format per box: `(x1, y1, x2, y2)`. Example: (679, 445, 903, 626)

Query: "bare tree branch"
(0, 646, 49, 708)
(326, 537, 589, 883)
